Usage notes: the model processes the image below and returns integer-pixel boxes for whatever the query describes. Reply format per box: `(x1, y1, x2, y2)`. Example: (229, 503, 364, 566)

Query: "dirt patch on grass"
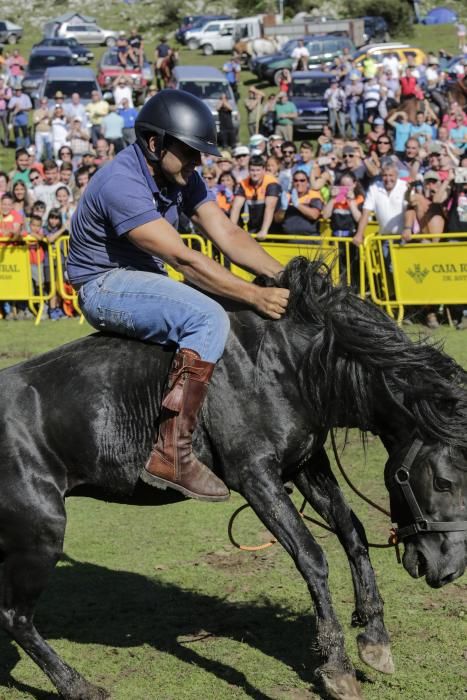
(202, 545, 279, 574)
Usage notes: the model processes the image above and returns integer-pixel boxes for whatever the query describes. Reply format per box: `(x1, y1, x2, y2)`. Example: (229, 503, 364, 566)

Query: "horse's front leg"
(239, 469, 363, 700)
(294, 448, 394, 676)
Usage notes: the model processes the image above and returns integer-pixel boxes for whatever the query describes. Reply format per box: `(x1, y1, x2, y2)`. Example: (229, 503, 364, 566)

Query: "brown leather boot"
(141, 349, 230, 501)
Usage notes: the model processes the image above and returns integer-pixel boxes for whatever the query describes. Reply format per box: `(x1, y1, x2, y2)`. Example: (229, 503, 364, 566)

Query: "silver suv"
(56, 22, 118, 47)
(0, 20, 22, 44)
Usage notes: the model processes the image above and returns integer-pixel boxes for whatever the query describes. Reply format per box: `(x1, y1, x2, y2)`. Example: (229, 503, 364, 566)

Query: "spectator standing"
(216, 171, 236, 215)
(448, 112, 467, 153)
(85, 91, 110, 147)
(353, 163, 408, 247)
(277, 141, 296, 193)
(222, 56, 241, 100)
(387, 110, 413, 157)
(66, 116, 90, 165)
(0, 77, 12, 147)
(73, 166, 91, 201)
(324, 79, 346, 138)
(8, 148, 31, 187)
(345, 72, 364, 139)
(261, 94, 277, 136)
(101, 105, 125, 154)
(64, 92, 87, 124)
(0, 192, 23, 240)
(274, 92, 297, 142)
(118, 97, 138, 146)
(363, 76, 381, 125)
(230, 155, 281, 239)
(293, 141, 315, 177)
(55, 185, 76, 227)
(410, 109, 435, 146)
(51, 105, 69, 157)
(11, 180, 33, 218)
(216, 93, 236, 149)
(244, 86, 264, 137)
(8, 86, 32, 148)
(154, 36, 170, 89)
(113, 76, 134, 109)
(33, 97, 53, 161)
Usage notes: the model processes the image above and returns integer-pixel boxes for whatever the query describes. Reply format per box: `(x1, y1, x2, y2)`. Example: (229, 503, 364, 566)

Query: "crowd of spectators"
(0, 33, 466, 326)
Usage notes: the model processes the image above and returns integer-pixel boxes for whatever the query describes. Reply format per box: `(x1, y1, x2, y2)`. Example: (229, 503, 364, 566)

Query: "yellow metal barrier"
(0, 236, 56, 324)
(364, 232, 467, 323)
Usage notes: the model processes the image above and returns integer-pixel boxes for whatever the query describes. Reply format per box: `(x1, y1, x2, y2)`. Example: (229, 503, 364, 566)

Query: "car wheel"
(202, 43, 214, 56)
(106, 37, 116, 47)
(187, 39, 198, 51)
(7, 34, 17, 44)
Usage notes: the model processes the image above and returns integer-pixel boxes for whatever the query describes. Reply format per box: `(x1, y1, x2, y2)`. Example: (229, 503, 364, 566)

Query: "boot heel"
(140, 470, 169, 490)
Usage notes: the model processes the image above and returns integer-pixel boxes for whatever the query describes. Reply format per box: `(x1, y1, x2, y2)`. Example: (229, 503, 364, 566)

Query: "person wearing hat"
(232, 145, 249, 180)
(248, 133, 267, 155)
(216, 150, 233, 173)
(67, 90, 289, 501)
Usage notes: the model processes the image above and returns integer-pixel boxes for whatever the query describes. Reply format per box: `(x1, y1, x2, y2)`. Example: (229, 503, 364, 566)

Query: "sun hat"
(424, 169, 440, 181)
(249, 134, 267, 146)
(233, 145, 249, 157)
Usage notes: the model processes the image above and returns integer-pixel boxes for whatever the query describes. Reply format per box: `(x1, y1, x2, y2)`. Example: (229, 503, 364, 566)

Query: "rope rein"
(227, 431, 401, 561)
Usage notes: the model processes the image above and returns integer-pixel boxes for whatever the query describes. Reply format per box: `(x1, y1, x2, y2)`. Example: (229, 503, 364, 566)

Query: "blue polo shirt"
(67, 144, 212, 285)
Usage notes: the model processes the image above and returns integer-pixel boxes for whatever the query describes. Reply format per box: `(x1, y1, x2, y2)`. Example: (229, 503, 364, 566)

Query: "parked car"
(37, 66, 101, 107)
(261, 35, 355, 85)
(175, 15, 210, 43)
(97, 49, 154, 101)
(177, 15, 232, 45)
(171, 65, 240, 139)
(32, 37, 93, 64)
(0, 20, 22, 44)
(56, 22, 118, 47)
(22, 47, 76, 102)
(250, 37, 317, 78)
(353, 43, 427, 69)
(290, 70, 332, 137)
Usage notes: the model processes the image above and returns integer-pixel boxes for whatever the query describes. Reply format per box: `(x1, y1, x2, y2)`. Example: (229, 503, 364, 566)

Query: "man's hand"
(255, 230, 268, 241)
(251, 286, 290, 319)
(352, 232, 364, 247)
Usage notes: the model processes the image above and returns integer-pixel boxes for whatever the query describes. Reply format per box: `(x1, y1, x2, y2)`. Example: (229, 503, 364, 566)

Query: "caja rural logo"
(406, 264, 429, 284)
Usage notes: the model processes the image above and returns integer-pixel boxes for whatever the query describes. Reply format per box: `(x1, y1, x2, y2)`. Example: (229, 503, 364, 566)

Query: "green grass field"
(0, 320, 465, 699)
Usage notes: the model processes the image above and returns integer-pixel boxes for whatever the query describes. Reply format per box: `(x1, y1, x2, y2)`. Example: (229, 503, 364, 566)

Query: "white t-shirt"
(113, 85, 134, 109)
(382, 56, 400, 79)
(363, 179, 408, 233)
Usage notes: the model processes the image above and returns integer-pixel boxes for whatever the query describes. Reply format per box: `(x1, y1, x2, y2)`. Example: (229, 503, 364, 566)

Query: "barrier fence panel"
(55, 236, 84, 322)
(364, 233, 467, 323)
(0, 236, 56, 324)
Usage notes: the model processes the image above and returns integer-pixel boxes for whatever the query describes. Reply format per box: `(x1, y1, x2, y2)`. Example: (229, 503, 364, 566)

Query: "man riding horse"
(67, 89, 289, 502)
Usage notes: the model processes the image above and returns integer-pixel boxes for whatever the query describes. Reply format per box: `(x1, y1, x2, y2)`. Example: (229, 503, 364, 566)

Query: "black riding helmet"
(135, 89, 220, 163)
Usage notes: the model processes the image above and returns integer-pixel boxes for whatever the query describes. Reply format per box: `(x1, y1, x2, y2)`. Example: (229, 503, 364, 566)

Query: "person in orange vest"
(229, 155, 281, 239)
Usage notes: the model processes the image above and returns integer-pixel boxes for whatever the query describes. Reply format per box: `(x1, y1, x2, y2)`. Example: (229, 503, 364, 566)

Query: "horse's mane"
(256, 257, 467, 449)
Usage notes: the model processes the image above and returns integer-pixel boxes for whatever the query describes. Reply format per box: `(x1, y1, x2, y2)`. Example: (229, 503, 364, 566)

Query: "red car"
(96, 48, 154, 101)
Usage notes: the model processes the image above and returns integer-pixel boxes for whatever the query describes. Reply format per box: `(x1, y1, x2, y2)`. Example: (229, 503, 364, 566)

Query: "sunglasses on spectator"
(282, 149, 295, 155)
(204, 175, 216, 181)
(293, 177, 307, 182)
(343, 154, 354, 158)
(377, 140, 391, 145)
(30, 176, 40, 182)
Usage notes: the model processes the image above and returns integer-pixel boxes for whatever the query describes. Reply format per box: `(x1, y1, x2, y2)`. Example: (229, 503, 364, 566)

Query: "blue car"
(289, 71, 334, 137)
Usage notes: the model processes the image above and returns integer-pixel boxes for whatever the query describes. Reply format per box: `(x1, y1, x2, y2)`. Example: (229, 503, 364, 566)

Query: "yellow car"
(353, 43, 427, 71)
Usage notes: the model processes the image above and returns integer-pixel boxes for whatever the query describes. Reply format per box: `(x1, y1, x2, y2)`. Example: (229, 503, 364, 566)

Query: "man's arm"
(256, 195, 279, 241)
(352, 208, 371, 247)
(127, 215, 288, 317)
(192, 200, 283, 276)
(229, 193, 245, 226)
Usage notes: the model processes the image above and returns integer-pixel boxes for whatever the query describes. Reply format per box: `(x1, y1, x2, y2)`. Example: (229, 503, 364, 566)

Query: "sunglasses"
(30, 176, 40, 182)
(282, 150, 295, 155)
(204, 175, 216, 181)
(343, 154, 354, 158)
(293, 178, 307, 182)
(377, 140, 390, 145)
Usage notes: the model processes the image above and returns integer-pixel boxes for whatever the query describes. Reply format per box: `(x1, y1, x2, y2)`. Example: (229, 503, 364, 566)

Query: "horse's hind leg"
(294, 448, 394, 675)
(0, 502, 109, 699)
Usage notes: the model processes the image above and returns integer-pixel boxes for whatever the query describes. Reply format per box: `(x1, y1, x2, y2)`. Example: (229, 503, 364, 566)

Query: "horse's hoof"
(357, 638, 395, 675)
(64, 679, 111, 700)
(316, 667, 363, 700)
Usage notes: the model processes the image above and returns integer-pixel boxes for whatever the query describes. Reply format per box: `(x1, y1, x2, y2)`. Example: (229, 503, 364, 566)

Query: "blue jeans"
(78, 268, 230, 363)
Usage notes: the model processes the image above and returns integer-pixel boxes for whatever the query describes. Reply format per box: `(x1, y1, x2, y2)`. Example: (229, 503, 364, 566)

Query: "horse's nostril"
(417, 551, 427, 577)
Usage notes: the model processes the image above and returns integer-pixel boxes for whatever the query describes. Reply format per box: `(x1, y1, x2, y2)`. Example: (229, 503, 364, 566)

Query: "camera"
(454, 167, 467, 184)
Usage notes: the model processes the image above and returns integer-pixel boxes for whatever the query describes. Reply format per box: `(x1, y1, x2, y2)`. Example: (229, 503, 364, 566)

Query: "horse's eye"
(434, 476, 451, 492)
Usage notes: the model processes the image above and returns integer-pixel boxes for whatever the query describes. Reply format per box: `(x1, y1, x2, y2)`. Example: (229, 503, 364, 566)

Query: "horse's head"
(385, 439, 467, 588)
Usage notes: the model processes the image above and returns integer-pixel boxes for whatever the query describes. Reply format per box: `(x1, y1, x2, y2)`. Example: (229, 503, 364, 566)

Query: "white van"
(185, 20, 235, 51)
(199, 17, 264, 55)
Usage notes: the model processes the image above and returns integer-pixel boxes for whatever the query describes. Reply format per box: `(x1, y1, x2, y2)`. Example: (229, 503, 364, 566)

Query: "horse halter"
(387, 437, 467, 541)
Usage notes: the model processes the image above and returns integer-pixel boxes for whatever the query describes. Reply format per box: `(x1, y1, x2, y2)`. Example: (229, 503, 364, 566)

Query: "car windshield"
(292, 80, 330, 98)
(179, 80, 233, 100)
(44, 80, 97, 100)
(28, 55, 73, 70)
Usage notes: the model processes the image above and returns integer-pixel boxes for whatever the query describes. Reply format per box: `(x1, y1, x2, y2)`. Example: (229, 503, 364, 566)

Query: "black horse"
(0, 258, 466, 700)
